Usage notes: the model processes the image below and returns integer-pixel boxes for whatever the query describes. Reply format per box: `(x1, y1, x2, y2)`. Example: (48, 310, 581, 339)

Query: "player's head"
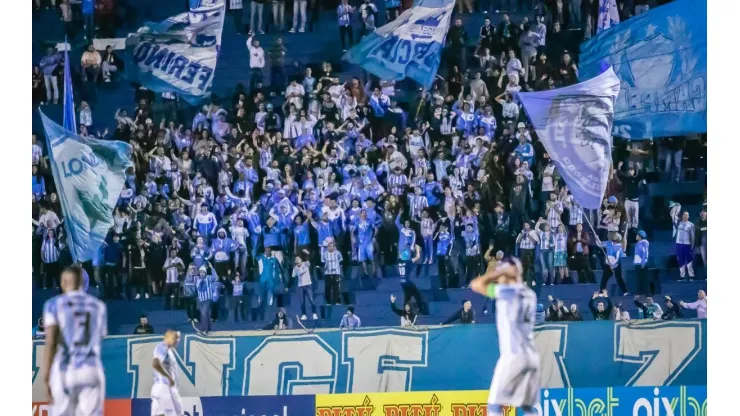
(462, 300, 472, 311)
(60, 265, 84, 292)
(499, 256, 523, 284)
(164, 329, 180, 347)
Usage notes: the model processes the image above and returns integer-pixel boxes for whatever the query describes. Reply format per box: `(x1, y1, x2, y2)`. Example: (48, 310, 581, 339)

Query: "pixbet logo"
(632, 388, 677, 416)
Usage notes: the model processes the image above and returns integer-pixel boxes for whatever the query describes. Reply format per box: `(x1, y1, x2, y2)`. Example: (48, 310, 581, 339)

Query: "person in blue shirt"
(32, 165, 46, 200)
(211, 228, 238, 278)
(434, 223, 453, 289)
(514, 134, 535, 168)
(257, 247, 283, 308)
(395, 211, 417, 278)
(353, 208, 377, 279)
(634, 230, 651, 295)
(600, 232, 629, 295)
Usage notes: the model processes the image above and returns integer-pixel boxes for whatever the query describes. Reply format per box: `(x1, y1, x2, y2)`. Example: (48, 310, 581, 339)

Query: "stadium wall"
(31, 320, 706, 401)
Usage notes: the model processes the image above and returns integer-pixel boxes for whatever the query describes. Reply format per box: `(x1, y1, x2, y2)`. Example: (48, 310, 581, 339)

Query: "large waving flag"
(40, 110, 134, 262)
(343, 0, 455, 89)
(518, 68, 620, 209)
(580, 0, 707, 139)
(62, 38, 76, 134)
(125, 0, 225, 105)
(597, 0, 620, 33)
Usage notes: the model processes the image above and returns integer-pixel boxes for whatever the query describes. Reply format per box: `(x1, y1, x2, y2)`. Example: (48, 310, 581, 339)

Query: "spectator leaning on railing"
(680, 290, 707, 318)
(589, 290, 613, 320)
(339, 306, 361, 330)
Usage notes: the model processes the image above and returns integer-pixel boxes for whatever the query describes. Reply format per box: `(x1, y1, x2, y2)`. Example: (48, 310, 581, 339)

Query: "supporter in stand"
(29, 1, 706, 331)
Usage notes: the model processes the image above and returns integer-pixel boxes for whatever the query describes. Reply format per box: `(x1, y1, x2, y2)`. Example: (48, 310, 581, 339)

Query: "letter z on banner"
(518, 68, 620, 209)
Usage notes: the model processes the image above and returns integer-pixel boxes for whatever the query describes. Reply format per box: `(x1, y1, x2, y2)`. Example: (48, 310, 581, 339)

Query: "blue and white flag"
(40, 110, 134, 262)
(518, 68, 620, 210)
(580, 0, 706, 139)
(125, 0, 225, 105)
(342, 0, 455, 89)
(62, 39, 76, 134)
(597, 0, 620, 33)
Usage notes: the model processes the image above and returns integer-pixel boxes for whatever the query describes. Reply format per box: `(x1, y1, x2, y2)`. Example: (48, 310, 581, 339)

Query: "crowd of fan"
(32, 0, 706, 329)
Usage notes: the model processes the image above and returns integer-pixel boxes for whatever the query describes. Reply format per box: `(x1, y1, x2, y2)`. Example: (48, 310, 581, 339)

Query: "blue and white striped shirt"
(538, 231, 552, 250)
(196, 275, 215, 302)
(152, 342, 177, 386)
(387, 173, 408, 196)
(408, 194, 428, 221)
(553, 232, 567, 253)
(41, 236, 60, 264)
(322, 250, 343, 275)
(43, 291, 107, 372)
(518, 231, 537, 250)
(569, 202, 584, 225)
(337, 4, 354, 27)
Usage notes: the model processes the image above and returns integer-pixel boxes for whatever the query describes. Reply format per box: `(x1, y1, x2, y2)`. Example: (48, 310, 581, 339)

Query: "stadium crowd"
(31, 0, 706, 331)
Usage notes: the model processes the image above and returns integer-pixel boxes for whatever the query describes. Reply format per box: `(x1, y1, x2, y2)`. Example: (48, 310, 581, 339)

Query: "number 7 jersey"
(494, 283, 538, 357)
(43, 290, 107, 371)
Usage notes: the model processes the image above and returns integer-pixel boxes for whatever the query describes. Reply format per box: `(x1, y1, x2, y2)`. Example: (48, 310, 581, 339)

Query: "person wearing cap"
(634, 230, 650, 295)
(601, 231, 629, 295)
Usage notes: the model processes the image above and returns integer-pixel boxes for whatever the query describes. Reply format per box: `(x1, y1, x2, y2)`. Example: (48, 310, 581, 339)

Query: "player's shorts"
(488, 352, 540, 408)
(358, 243, 374, 262)
(49, 366, 105, 416)
(151, 383, 183, 416)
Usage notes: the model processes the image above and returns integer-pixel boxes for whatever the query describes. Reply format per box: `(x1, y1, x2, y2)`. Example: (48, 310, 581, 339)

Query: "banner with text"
(31, 321, 706, 400)
(125, 0, 225, 105)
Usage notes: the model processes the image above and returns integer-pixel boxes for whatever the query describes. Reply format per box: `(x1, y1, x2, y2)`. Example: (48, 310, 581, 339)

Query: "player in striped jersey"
(42, 265, 107, 416)
(151, 330, 183, 416)
(470, 257, 540, 416)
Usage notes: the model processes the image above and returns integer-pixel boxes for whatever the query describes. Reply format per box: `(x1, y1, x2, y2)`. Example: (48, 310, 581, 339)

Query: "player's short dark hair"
(347, 306, 355, 314)
(140, 314, 148, 319)
(62, 265, 84, 288)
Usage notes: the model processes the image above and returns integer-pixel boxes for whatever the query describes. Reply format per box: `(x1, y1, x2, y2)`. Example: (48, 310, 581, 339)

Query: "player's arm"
(152, 346, 174, 385)
(470, 263, 516, 298)
(42, 301, 59, 402)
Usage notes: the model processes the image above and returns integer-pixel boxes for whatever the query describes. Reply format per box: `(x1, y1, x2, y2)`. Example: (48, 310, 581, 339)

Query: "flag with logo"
(125, 0, 225, 105)
(342, 0, 455, 89)
(580, 0, 707, 139)
(40, 110, 134, 262)
(518, 68, 620, 210)
(597, 0, 620, 33)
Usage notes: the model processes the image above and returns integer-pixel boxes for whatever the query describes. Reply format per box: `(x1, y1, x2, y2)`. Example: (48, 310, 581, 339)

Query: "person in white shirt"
(285, 79, 305, 110)
(247, 35, 265, 91)
(79, 101, 93, 129)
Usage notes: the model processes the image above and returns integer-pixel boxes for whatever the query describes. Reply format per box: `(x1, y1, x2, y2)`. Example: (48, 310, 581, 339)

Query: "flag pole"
(62, 36, 77, 134)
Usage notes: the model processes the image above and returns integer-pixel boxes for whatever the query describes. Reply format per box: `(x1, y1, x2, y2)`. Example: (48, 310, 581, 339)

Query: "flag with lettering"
(518, 68, 620, 209)
(40, 110, 133, 262)
(342, 0, 455, 89)
(125, 0, 225, 105)
(580, 0, 707, 139)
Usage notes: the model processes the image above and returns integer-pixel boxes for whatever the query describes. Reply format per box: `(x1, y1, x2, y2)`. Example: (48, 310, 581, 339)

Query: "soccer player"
(151, 329, 183, 416)
(470, 257, 540, 416)
(42, 265, 107, 416)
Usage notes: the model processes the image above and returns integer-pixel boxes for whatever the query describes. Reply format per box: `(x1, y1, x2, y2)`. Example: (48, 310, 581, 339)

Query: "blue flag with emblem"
(580, 0, 707, 139)
(342, 0, 455, 89)
(62, 38, 76, 134)
(125, 0, 225, 105)
(39, 110, 134, 262)
(518, 68, 620, 210)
